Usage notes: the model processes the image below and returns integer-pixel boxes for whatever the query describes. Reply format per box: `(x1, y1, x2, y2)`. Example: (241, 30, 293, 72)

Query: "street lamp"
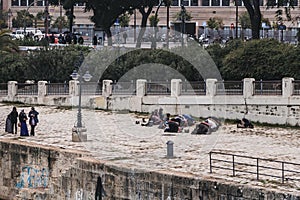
(180, 4, 186, 47)
(70, 53, 92, 142)
(7, 9, 12, 30)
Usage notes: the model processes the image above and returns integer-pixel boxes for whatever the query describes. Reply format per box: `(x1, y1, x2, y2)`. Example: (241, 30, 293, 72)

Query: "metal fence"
(111, 81, 136, 95)
(254, 80, 282, 95)
(46, 83, 69, 95)
(181, 81, 206, 95)
(0, 83, 8, 96)
(81, 82, 102, 95)
(17, 83, 38, 96)
(216, 81, 243, 95)
(209, 151, 300, 184)
(293, 80, 300, 95)
(146, 81, 171, 95)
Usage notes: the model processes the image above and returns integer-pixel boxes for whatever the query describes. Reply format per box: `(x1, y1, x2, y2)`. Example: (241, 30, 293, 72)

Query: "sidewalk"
(1, 104, 300, 195)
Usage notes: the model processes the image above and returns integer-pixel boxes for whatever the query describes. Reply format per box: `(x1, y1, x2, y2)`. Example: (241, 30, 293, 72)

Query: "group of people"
(140, 108, 195, 133)
(5, 107, 39, 137)
(191, 117, 221, 134)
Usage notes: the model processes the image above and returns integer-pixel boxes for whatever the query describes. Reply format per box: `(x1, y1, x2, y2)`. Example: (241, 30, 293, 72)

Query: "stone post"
(136, 79, 147, 97)
(282, 77, 294, 97)
(69, 80, 79, 96)
(171, 79, 182, 97)
(7, 81, 17, 100)
(38, 81, 47, 97)
(243, 78, 255, 98)
(102, 80, 113, 97)
(205, 79, 217, 97)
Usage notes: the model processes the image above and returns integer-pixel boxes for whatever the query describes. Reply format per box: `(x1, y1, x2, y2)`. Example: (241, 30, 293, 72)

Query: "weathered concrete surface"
(0, 104, 300, 199)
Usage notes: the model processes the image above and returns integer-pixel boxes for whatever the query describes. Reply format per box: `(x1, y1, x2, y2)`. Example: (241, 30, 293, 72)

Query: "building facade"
(1, 0, 300, 39)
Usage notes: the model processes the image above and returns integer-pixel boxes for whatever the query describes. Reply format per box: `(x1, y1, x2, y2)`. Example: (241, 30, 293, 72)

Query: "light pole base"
(72, 127, 87, 142)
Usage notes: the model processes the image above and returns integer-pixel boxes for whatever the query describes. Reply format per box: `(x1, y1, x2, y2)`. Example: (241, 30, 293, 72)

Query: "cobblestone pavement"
(1, 104, 300, 195)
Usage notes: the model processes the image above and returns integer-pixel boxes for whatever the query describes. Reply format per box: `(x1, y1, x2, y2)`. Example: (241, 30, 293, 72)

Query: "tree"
(12, 10, 34, 28)
(52, 16, 69, 29)
(0, 30, 18, 53)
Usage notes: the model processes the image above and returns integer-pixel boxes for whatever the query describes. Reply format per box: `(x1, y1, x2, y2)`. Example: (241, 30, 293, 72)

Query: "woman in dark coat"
(19, 109, 28, 136)
(9, 107, 18, 134)
(28, 107, 39, 136)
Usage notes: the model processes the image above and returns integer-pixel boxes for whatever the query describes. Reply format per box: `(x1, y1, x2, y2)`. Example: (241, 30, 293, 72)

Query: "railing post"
(102, 80, 113, 97)
(205, 79, 217, 97)
(233, 155, 235, 176)
(282, 162, 285, 183)
(209, 152, 212, 173)
(7, 81, 18, 101)
(69, 80, 79, 96)
(136, 79, 147, 97)
(171, 79, 182, 97)
(38, 81, 47, 97)
(243, 78, 255, 98)
(257, 158, 259, 180)
(282, 77, 294, 97)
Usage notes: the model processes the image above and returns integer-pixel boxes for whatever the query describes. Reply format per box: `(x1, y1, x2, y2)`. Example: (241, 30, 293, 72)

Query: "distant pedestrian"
(123, 32, 127, 44)
(28, 107, 39, 136)
(19, 109, 28, 136)
(93, 35, 98, 47)
(78, 36, 84, 45)
(8, 107, 18, 134)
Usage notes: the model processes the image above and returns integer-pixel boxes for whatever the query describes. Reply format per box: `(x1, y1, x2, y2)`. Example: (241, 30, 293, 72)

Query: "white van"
(15, 28, 43, 39)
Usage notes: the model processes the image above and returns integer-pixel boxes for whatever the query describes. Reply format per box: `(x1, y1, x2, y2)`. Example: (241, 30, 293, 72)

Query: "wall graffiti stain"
(16, 165, 49, 189)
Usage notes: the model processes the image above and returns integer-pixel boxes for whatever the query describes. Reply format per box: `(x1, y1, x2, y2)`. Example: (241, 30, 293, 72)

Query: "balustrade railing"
(254, 80, 282, 95)
(181, 81, 206, 95)
(146, 81, 171, 95)
(46, 83, 69, 95)
(17, 83, 38, 96)
(111, 81, 136, 95)
(216, 81, 243, 95)
(81, 82, 102, 95)
(293, 80, 300, 95)
(0, 83, 8, 96)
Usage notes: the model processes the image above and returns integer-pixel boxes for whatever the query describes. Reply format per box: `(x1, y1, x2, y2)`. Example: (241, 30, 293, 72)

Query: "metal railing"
(81, 82, 102, 95)
(293, 80, 300, 95)
(46, 83, 69, 95)
(209, 151, 300, 184)
(111, 81, 136, 95)
(17, 83, 38, 96)
(216, 81, 243, 95)
(254, 80, 282, 95)
(146, 81, 171, 95)
(181, 81, 206, 95)
(0, 83, 8, 96)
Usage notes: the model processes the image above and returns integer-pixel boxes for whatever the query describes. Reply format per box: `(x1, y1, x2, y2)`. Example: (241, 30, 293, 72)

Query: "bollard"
(166, 140, 174, 158)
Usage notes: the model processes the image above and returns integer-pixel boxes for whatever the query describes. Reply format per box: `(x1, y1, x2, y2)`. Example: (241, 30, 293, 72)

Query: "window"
(182, 0, 189, 6)
(12, 0, 19, 6)
(172, 0, 179, 6)
(21, 0, 27, 6)
(37, 1, 44, 6)
(212, 0, 220, 6)
(222, 0, 230, 6)
(28, 0, 34, 6)
(191, 0, 199, 6)
(202, 0, 210, 6)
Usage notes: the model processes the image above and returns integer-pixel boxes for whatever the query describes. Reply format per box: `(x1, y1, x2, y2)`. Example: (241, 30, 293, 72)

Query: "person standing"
(28, 107, 39, 136)
(9, 107, 18, 134)
(19, 109, 28, 136)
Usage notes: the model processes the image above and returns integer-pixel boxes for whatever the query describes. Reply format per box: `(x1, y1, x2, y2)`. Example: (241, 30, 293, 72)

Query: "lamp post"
(70, 52, 92, 142)
(180, 4, 186, 47)
(7, 9, 12, 30)
(235, 0, 238, 38)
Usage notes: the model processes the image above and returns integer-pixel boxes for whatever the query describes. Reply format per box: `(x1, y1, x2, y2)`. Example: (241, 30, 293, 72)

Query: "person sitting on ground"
(237, 118, 254, 128)
(158, 113, 170, 129)
(205, 116, 221, 132)
(164, 118, 180, 133)
(182, 114, 195, 126)
(141, 110, 162, 127)
(191, 121, 211, 134)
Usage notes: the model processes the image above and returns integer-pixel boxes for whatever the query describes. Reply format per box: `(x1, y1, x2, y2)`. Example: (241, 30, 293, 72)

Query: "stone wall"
(0, 140, 299, 199)
(2, 78, 300, 126)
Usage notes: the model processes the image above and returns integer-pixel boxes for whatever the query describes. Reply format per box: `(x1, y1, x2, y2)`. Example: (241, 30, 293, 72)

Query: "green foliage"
(0, 45, 91, 83)
(220, 39, 299, 80)
(0, 30, 19, 53)
(52, 16, 69, 29)
(149, 15, 159, 27)
(12, 10, 34, 28)
(174, 10, 192, 21)
(207, 17, 224, 30)
(119, 13, 131, 27)
(239, 12, 251, 29)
